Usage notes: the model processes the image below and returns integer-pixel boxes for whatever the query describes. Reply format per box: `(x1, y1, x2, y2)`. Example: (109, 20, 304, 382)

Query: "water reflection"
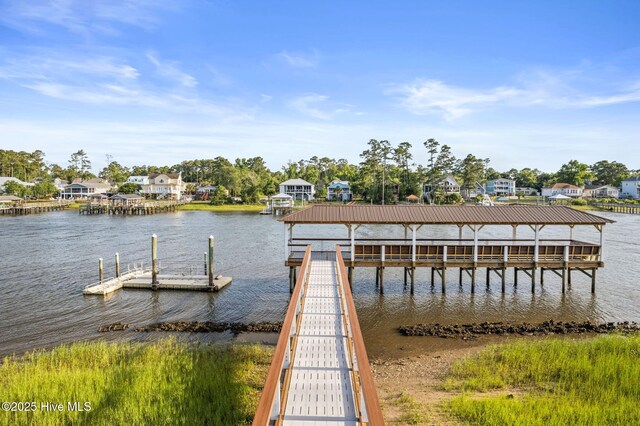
(0, 210, 637, 357)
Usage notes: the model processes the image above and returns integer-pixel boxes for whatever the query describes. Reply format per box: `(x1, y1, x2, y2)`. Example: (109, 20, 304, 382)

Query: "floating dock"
(83, 235, 232, 295)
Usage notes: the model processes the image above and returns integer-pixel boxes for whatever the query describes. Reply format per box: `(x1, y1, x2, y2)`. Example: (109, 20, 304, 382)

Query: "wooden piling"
(410, 267, 415, 294)
(486, 268, 490, 289)
(403, 267, 408, 287)
(204, 252, 207, 275)
(99, 258, 103, 283)
(430, 267, 435, 286)
(289, 267, 294, 292)
(441, 268, 446, 293)
(151, 234, 158, 287)
(591, 268, 596, 293)
(379, 267, 385, 294)
(531, 265, 536, 293)
(115, 253, 120, 278)
(471, 266, 476, 293)
(375, 267, 380, 288)
(208, 236, 215, 287)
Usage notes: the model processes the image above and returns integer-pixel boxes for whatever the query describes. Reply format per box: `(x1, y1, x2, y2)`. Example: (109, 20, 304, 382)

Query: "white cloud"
(276, 50, 318, 68)
(146, 52, 197, 88)
(0, 0, 171, 36)
(390, 75, 640, 120)
(289, 94, 350, 120)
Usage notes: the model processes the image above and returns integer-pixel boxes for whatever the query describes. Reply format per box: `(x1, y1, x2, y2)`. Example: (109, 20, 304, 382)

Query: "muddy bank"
(399, 320, 640, 339)
(99, 321, 282, 335)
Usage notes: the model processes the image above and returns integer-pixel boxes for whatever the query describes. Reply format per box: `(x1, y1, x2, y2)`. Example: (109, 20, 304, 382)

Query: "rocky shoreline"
(399, 320, 640, 339)
(98, 321, 282, 334)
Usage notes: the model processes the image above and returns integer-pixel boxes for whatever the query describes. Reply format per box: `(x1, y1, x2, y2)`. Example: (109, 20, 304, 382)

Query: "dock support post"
(204, 252, 207, 275)
(430, 267, 435, 287)
(208, 235, 214, 287)
(99, 258, 103, 283)
(531, 264, 537, 293)
(151, 234, 159, 288)
(541, 268, 545, 287)
(486, 268, 490, 289)
(442, 245, 447, 294)
(459, 268, 463, 286)
(514, 268, 518, 287)
(289, 267, 294, 293)
(471, 265, 476, 293)
(502, 245, 508, 294)
(568, 268, 572, 287)
(442, 267, 446, 293)
(591, 268, 596, 293)
(403, 267, 408, 287)
(348, 267, 354, 290)
(562, 245, 569, 293)
(115, 253, 120, 278)
(375, 267, 380, 288)
(379, 267, 385, 294)
(410, 267, 415, 294)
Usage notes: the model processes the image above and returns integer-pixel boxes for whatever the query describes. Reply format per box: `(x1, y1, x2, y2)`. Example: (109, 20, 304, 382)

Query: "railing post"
(411, 225, 416, 263)
(351, 225, 355, 263)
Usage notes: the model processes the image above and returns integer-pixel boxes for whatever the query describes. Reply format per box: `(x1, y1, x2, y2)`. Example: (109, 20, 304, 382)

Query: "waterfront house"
(583, 185, 620, 199)
(485, 178, 516, 196)
(621, 176, 640, 199)
(327, 180, 352, 201)
(516, 187, 539, 196)
(60, 178, 112, 199)
(279, 178, 315, 201)
(423, 175, 460, 195)
(460, 182, 486, 200)
(89, 193, 109, 204)
(541, 183, 583, 198)
(124, 176, 149, 186)
(109, 194, 145, 206)
(271, 193, 294, 208)
(195, 185, 216, 201)
(135, 173, 184, 199)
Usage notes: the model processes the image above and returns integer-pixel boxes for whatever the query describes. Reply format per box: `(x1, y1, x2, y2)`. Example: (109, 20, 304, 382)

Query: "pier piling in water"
(115, 253, 120, 278)
(208, 236, 214, 287)
(99, 258, 103, 283)
(151, 234, 158, 288)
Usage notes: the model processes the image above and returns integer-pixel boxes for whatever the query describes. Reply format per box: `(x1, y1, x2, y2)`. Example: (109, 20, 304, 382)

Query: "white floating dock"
(83, 272, 232, 295)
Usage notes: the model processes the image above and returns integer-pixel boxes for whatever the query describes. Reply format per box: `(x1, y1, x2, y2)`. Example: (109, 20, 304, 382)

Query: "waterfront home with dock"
(279, 178, 315, 201)
(327, 180, 353, 201)
(583, 185, 620, 199)
(485, 178, 516, 196)
(61, 178, 112, 199)
(0, 177, 34, 193)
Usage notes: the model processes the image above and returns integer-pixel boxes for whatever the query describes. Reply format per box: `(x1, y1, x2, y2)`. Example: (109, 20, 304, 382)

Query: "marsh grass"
(0, 339, 272, 426)
(444, 335, 640, 425)
(394, 392, 429, 425)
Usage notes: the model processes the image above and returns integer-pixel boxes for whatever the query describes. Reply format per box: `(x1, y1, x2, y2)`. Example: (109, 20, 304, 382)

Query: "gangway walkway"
(254, 246, 383, 425)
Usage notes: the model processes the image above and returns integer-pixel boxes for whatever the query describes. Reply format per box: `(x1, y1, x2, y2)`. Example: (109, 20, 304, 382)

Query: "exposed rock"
(98, 322, 129, 332)
(398, 320, 640, 339)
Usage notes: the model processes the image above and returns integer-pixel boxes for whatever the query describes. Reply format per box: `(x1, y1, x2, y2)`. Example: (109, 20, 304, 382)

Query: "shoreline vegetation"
(3, 334, 640, 425)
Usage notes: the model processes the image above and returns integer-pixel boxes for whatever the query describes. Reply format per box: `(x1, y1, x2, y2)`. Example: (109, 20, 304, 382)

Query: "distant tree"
(2, 180, 29, 197)
(457, 154, 486, 187)
(485, 167, 501, 181)
(590, 160, 630, 187)
(118, 183, 141, 194)
(515, 168, 540, 188)
(99, 161, 130, 186)
(69, 150, 92, 179)
(209, 185, 229, 205)
(185, 183, 197, 195)
(556, 160, 594, 186)
(31, 180, 57, 198)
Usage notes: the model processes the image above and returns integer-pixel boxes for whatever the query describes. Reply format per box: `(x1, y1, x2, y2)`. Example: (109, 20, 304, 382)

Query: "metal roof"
(280, 178, 313, 186)
(280, 204, 613, 225)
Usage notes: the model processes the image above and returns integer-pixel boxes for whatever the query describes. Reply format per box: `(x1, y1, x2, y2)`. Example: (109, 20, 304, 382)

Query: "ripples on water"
(0, 210, 638, 356)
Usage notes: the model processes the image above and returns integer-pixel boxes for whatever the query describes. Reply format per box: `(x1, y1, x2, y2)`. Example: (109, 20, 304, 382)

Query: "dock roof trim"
(280, 204, 613, 225)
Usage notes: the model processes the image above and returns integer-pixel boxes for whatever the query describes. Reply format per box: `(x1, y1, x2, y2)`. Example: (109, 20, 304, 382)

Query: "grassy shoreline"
(177, 202, 265, 212)
(0, 340, 272, 426)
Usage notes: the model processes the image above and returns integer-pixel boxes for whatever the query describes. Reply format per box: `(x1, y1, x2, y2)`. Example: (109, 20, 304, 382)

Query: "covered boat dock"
(281, 205, 613, 294)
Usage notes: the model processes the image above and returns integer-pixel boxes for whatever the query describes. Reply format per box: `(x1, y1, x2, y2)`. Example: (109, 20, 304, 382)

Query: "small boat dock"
(0, 198, 72, 215)
(79, 199, 186, 215)
(83, 235, 231, 295)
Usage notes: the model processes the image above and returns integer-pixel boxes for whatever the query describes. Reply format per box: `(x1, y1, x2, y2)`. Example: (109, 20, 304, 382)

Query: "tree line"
(1, 144, 638, 202)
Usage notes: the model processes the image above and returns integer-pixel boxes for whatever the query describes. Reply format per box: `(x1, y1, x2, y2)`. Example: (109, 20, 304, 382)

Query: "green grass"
(394, 392, 429, 425)
(443, 335, 640, 425)
(177, 202, 265, 212)
(0, 339, 272, 426)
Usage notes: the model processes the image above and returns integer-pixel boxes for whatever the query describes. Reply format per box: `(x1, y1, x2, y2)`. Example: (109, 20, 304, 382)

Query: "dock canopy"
(280, 204, 613, 226)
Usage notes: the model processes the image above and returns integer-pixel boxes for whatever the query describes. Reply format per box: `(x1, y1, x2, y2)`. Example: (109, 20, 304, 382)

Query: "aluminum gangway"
(253, 246, 383, 426)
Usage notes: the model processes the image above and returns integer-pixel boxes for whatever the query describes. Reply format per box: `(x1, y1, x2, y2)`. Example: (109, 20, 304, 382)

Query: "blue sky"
(1, 0, 639, 173)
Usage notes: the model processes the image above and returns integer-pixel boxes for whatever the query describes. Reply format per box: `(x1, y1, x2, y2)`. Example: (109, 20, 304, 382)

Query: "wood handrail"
(336, 245, 384, 425)
(253, 246, 312, 426)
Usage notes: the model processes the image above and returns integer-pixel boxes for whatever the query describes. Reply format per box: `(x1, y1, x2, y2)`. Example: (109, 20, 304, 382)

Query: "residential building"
(60, 178, 112, 199)
(583, 185, 620, 199)
(124, 176, 149, 186)
(516, 187, 539, 196)
(126, 173, 184, 199)
(485, 178, 516, 196)
(110, 194, 145, 206)
(460, 182, 486, 200)
(541, 183, 584, 198)
(423, 175, 460, 195)
(621, 176, 640, 199)
(326, 180, 352, 201)
(279, 178, 315, 201)
(270, 193, 294, 208)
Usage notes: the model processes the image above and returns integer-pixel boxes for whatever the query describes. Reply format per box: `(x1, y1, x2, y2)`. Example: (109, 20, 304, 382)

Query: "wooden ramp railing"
(253, 245, 383, 425)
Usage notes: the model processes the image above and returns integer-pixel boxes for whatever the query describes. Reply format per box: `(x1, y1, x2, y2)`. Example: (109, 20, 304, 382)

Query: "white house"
(142, 173, 184, 199)
(60, 178, 112, 199)
(279, 178, 315, 201)
(583, 185, 620, 199)
(423, 175, 460, 195)
(124, 176, 149, 186)
(621, 176, 640, 199)
(0, 177, 34, 194)
(485, 178, 516, 196)
(541, 183, 583, 198)
(326, 180, 352, 201)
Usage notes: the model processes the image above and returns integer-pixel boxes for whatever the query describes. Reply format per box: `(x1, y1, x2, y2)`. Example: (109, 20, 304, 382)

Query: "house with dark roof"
(60, 178, 112, 199)
(621, 176, 640, 199)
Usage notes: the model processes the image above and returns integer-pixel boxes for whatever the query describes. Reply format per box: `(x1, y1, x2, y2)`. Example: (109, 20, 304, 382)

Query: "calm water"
(0, 210, 638, 358)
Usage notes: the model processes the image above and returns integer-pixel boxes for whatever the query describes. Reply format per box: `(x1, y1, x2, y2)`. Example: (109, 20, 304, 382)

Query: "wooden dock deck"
(79, 200, 187, 215)
(253, 247, 382, 425)
(0, 200, 72, 215)
(83, 271, 232, 295)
